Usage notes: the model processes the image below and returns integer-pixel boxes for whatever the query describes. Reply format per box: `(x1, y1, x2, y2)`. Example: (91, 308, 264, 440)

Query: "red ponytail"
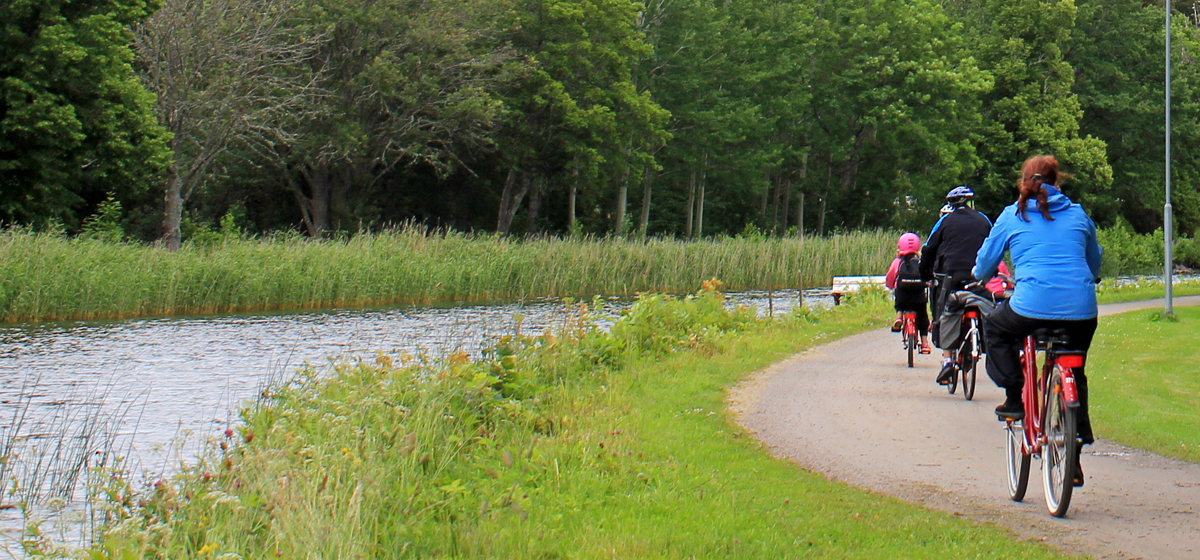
(1016, 155, 1064, 222)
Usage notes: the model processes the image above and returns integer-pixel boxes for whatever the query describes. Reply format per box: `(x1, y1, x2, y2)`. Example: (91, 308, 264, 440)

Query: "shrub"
(1096, 220, 1162, 276)
(1175, 237, 1200, 269)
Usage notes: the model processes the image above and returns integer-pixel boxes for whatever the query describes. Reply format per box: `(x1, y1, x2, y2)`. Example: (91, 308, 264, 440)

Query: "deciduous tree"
(1, 0, 170, 228)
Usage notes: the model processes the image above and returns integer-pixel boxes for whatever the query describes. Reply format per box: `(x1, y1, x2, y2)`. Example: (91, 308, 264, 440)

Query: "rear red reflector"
(1057, 355, 1084, 368)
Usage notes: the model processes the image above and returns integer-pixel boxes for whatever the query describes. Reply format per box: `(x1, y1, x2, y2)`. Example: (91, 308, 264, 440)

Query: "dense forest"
(2, 0, 1198, 246)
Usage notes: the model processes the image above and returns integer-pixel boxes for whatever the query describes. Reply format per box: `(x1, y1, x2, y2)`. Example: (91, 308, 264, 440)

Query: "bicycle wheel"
(1042, 366, 1078, 517)
(1006, 420, 1031, 501)
(946, 350, 958, 394)
(961, 321, 978, 401)
(907, 331, 916, 368)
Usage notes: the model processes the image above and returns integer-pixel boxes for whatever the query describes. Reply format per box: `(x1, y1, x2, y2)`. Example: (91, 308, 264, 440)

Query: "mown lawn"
(1089, 305, 1200, 464)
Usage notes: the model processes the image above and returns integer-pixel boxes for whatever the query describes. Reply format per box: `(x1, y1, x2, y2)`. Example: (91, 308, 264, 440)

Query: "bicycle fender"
(1061, 370, 1081, 408)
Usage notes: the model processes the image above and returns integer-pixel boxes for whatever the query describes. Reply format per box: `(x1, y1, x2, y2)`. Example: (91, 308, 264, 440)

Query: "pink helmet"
(897, 232, 921, 254)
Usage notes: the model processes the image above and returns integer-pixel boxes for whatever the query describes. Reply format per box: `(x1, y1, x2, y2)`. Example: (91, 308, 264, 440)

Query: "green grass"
(79, 289, 1072, 559)
(1089, 305, 1200, 464)
(1096, 277, 1200, 305)
(0, 227, 895, 323)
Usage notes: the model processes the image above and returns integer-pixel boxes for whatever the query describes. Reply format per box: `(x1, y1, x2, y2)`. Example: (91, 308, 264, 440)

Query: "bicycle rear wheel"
(961, 321, 978, 401)
(907, 331, 916, 368)
(1042, 366, 1078, 517)
(1006, 420, 1031, 501)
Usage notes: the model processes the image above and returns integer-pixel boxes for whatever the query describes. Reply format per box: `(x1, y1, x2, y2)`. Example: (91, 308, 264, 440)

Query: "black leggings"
(894, 300, 929, 334)
(984, 301, 1098, 444)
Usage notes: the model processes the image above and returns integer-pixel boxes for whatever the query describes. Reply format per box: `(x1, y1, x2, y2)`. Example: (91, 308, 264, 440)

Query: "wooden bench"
(831, 275, 887, 305)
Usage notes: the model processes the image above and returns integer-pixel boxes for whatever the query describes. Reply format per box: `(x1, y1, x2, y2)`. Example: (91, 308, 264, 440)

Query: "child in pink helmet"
(886, 232, 932, 353)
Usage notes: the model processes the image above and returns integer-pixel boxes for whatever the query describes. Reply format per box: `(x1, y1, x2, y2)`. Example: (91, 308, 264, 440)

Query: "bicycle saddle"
(1032, 328, 1071, 344)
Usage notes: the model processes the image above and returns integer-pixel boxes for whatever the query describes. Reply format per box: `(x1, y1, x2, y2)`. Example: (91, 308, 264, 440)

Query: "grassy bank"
(73, 288, 1070, 559)
(0, 227, 894, 323)
(1096, 277, 1200, 304)
(1089, 306, 1200, 464)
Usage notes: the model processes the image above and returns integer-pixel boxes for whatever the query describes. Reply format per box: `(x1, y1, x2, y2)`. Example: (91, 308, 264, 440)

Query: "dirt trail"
(731, 295, 1200, 560)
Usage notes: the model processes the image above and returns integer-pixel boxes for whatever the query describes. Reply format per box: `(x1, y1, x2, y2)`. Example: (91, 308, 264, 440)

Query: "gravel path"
(731, 295, 1200, 560)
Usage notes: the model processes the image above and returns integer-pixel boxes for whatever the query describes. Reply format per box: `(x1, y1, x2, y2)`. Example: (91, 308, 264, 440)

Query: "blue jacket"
(972, 185, 1103, 320)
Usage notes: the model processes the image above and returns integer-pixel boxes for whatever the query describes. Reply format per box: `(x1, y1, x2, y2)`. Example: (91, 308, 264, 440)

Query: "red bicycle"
(900, 311, 918, 368)
(1004, 328, 1084, 517)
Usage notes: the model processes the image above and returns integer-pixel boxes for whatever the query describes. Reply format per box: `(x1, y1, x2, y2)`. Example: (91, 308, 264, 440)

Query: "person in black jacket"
(920, 186, 992, 385)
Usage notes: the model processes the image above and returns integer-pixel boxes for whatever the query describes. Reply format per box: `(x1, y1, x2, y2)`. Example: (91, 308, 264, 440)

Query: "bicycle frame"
(1018, 336, 1083, 457)
(961, 310, 982, 357)
(1020, 336, 1042, 456)
(902, 312, 917, 338)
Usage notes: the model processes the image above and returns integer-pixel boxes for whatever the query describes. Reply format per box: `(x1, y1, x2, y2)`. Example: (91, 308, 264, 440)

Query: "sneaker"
(919, 343, 932, 354)
(1073, 452, 1085, 487)
(935, 361, 954, 385)
(994, 397, 1024, 420)
(891, 319, 902, 332)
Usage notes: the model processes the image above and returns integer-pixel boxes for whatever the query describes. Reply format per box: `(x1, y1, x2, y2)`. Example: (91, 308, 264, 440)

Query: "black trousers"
(931, 269, 973, 348)
(984, 300, 1098, 444)
(894, 299, 930, 334)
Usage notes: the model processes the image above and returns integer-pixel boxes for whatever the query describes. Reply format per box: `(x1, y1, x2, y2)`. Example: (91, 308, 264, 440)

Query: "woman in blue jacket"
(973, 154, 1102, 488)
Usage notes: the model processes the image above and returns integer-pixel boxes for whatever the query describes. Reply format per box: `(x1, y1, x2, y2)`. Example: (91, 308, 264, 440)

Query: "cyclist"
(886, 232, 932, 354)
(973, 154, 1102, 488)
(920, 186, 993, 385)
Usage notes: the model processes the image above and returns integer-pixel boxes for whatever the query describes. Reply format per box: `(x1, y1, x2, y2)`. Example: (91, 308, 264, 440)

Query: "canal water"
(0, 289, 828, 497)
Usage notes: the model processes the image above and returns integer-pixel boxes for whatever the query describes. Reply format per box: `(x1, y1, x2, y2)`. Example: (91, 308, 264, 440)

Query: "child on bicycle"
(886, 232, 932, 354)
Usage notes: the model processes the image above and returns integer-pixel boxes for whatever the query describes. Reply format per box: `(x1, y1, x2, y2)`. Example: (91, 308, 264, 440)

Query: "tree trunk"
(759, 170, 770, 219)
(161, 161, 185, 252)
(797, 191, 805, 240)
(818, 191, 827, 237)
(819, 153, 832, 237)
(496, 169, 529, 235)
(797, 152, 808, 240)
(330, 168, 353, 233)
(778, 174, 790, 237)
(685, 169, 696, 239)
(297, 164, 334, 237)
(638, 166, 652, 241)
(696, 153, 707, 238)
(839, 155, 860, 197)
(568, 157, 578, 234)
(614, 166, 629, 236)
(771, 172, 784, 235)
(526, 175, 542, 235)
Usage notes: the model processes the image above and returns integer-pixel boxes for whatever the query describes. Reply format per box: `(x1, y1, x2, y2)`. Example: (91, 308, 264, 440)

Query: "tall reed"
(0, 227, 897, 322)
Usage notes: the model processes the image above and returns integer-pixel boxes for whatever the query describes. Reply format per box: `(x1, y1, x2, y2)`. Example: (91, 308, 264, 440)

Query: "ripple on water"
(0, 290, 830, 496)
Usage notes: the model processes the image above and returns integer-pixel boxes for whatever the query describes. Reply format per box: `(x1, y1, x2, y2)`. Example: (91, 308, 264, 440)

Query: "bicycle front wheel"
(962, 321, 978, 401)
(1042, 366, 1078, 517)
(1006, 420, 1031, 501)
(946, 351, 959, 395)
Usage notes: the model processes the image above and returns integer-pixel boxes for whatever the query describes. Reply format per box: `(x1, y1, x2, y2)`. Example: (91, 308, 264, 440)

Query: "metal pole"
(1166, 0, 1174, 314)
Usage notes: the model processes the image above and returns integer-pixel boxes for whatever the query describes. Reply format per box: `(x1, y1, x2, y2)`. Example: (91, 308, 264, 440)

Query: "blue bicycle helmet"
(946, 186, 975, 207)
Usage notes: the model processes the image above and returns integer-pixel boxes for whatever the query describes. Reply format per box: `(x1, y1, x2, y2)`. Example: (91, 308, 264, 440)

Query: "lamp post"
(1165, 0, 1174, 315)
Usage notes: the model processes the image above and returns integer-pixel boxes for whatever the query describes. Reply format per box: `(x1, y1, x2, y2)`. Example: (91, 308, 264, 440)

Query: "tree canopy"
(3, 0, 1198, 240)
(1, 0, 170, 229)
